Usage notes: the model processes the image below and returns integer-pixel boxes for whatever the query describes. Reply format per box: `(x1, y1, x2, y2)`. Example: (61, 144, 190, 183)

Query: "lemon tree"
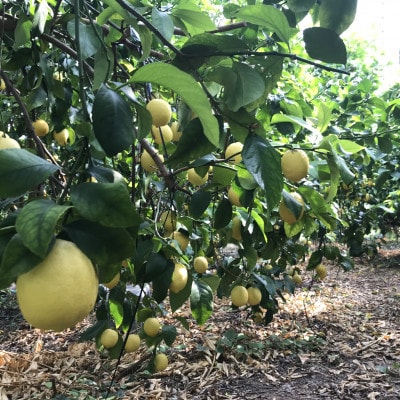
(2, 0, 397, 386)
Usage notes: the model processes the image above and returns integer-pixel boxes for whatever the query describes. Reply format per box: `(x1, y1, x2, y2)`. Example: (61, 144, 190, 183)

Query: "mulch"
(0, 246, 400, 399)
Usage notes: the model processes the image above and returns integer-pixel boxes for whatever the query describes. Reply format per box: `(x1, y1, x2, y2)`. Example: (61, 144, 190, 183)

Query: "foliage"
(0, 0, 399, 378)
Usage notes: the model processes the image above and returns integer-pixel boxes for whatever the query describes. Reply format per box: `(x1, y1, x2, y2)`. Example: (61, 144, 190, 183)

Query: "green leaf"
(319, 0, 357, 35)
(109, 298, 124, 328)
(212, 164, 236, 187)
(181, 33, 248, 56)
(190, 279, 213, 325)
(242, 134, 283, 210)
(129, 63, 220, 147)
(207, 62, 265, 112)
(152, 7, 174, 41)
(189, 190, 212, 219)
(152, 260, 175, 303)
(166, 118, 216, 168)
(71, 182, 140, 228)
(303, 27, 347, 64)
(15, 200, 72, 259)
(250, 210, 267, 244)
(0, 149, 60, 198)
(287, 0, 315, 13)
(32, 0, 48, 35)
(214, 197, 232, 229)
(236, 5, 291, 45)
(93, 84, 134, 157)
(306, 250, 323, 270)
(13, 15, 32, 49)
(93, 47, 112, 91)
(142, 253, 168, 283)
(162, 325, 178, 346)
(271, 114, 320, 135)
(377, 137, 393, 154)
(172, 3, 215, 35)
(0, 234, 42, 284)
(315, 102, 332, 133)
(67, 21, 102, 60)
(62, 220, 135, 265)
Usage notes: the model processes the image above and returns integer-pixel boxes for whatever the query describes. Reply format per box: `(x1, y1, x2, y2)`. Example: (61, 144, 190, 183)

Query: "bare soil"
(1, 246, 400, 399)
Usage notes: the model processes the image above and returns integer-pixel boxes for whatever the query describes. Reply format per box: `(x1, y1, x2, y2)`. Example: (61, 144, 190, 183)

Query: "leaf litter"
(0, 246, 399, 399)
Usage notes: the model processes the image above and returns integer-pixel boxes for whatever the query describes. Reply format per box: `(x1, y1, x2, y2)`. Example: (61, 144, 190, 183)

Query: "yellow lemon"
(32, 119, 49, 137)
(124, 333, 141, 352)
(281, 149, 309, 182)
(292, 273, 303, 285)
(0, 136, 20, 149)
(169, 263, 188, 293)
(170, 231, 190, 251)
(231, 216, 242, 241)
(315, 264, 327, 280)
(146, 99, 172, 127)
(16, 239, 98, 331)
(100, 328, 119, 349)
(247, 287, 262, 306)
(278, 192, 304, 224)
(159, 210, 177, 231)
(227, 186, 242, 207)
(225, 142, 243, 164)
(151, 124, 173, 145)
(193, 256, 208, 273)
(53, 129, 69, 146)
(143, 317, 161, 337)
(230, 285, 248, 307)
(171, 121, 182, 141)
(154, 353, 168, 372)
(187, 168, 208, 186)
(103, 272, 120, 289)
(141, 149, 164, 172)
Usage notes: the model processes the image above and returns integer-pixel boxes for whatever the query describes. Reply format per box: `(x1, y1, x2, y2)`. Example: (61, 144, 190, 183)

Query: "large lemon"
(100, 328, 119, 349)
(281, 149, 309, 182)
(159, 210, 177, 231)
(154, 353, 168, 372)
(278, 192, 305, 225)
(16, 239, 98, 331)
(53, 129, 69, 146)
(227, 187, 242, 207)
(143, 317, 161, 337)
(193, 256, 208, 274)
(169, 263, 188, 293)
(125, 333, 141, 352)
(146, 99, 172, 127)
(187, 168, 208, 186)
(247, 287, 262, 306)
(170, 231, 190, 251)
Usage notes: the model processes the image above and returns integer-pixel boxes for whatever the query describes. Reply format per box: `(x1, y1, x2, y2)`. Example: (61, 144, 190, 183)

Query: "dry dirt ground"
(1, 246, 400, 400)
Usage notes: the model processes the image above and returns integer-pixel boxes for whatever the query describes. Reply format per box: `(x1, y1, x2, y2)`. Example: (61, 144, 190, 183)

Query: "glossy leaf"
(70, 182, 141, 228)
(214, 197, 233, 229)
(242, 134, 283, 210)
(67, 21, 102, 60)
(303, 27, 347, 64)
(152, 260, 175, 303)
(189, 190, 212, 219)
(0, 149, 60, 198)
(62, 220, 135, 265)
(129, 63, 220, 147)
(190, 279, 213, 325)
(15, 200, 72, 259)
(152, 7, 174, 41)
(92, 84, 134, 156)
(0, 234, 42, 285)
(236, 5, 291, 45)
(207, 62, 265, 112)
(166, 118, 215, 167)
(319, 0, 357, 35)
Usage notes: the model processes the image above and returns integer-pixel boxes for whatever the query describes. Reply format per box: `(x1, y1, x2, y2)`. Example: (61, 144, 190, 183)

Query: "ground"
(0, 245, 399, 400)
